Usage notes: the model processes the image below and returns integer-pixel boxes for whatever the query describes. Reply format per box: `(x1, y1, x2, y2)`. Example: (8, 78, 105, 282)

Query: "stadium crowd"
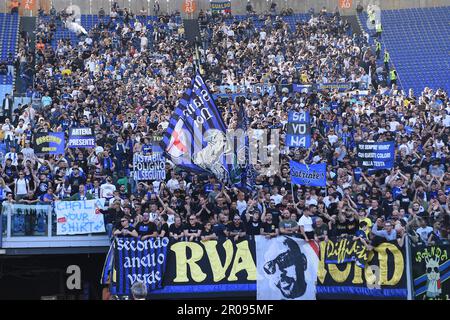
(0, 4, 449, 250)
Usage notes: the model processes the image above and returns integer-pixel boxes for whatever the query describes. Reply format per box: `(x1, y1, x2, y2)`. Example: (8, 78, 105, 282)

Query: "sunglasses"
(120, 220, 127, 223)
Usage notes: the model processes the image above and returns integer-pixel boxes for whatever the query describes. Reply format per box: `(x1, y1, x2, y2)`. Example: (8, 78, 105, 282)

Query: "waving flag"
(232, 103, 256, 191)
(163, 73, 234, 182)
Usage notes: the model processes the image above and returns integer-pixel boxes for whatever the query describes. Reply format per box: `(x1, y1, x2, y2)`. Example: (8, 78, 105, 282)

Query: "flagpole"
(291, 181, 295, 204)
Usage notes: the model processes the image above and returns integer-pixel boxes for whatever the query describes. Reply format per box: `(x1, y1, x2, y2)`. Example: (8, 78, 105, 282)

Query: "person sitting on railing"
(113, 216, 138, 238)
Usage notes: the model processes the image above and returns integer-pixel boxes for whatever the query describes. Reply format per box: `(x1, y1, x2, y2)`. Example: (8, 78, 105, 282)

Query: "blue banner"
(163, 73, 236, 182)
(317, 83, 352, 91)
(357, 141, 395, 169)
(292, 84, 313, 93)
(68, 127, 96, 148)
(110, 238, 169, 295)
(286, 111, 311, 148)
(290, 161, 326, 187)
(34, 132, 65, 155)
(211, 1, 232, 12)
(132, 152, 166, 181)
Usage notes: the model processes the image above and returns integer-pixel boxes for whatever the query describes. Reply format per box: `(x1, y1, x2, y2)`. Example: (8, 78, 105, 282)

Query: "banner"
(256, 236, 319, 300)
(357, 141, 395, 169)
(68, 127, 96, 148)
(317, 240, 408, 299)
(34, 132, 65, 155)
(133, 152, 166, 181)
(318, 83, 352, 91)
(292, 84, 312, 94)
(149, 238, 257, 298)
(55, 199, 106, 235)
(323, 238, 368, 268)
(412, 244, 450, 300)
(110, 238, 169, 295)
(217, 84, 276, 96)
(163, 73, 236, 182)
(289, 161, 326, 187)
(183, 0, 196, 14)
(339, 0, 353, 9)
(151, 134, 164, 153)
(22, 0, 35, 10)
(286, 111, 311, 148)
(211, 1, 231, 12)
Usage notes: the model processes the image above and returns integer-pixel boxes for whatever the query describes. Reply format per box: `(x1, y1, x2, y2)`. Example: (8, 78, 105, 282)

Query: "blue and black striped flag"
(233, 103, 257, 191)
(163, 72, 234, 182)
(110, 238, 169, 296)
(100, 241, 115, 285)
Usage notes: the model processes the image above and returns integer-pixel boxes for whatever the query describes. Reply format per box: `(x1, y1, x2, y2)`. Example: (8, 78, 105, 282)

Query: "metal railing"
(0, 202, 109, 249)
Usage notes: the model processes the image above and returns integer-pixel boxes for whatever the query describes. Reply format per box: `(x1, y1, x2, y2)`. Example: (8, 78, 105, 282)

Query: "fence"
(0, 202, 109, 249)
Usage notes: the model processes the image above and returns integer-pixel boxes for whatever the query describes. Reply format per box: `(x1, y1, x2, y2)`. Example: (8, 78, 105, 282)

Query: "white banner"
(256, 236, 319, 300)
(55, 199, 106, 235)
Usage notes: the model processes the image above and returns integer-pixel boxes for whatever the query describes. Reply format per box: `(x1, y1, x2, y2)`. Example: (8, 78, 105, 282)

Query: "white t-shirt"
(299, 215, 314, 232)
(100, 183, 116, 198)
(416, 226, 433, 243)
(270, 194, 283, 205)
(237, 200, 247, 215)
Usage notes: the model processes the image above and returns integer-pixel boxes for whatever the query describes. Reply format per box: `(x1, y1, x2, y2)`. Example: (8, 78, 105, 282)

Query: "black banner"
(412, 243, 450, 300)
(324, 238, 368, 268)
(317, 240, 408, 299)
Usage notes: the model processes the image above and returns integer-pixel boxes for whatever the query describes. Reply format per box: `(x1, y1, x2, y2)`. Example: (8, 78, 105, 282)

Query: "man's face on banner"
(263, 237, 307, 299)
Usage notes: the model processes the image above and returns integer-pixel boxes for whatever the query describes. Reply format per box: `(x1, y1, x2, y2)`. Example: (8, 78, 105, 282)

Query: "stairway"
(14, 16, 36, 95)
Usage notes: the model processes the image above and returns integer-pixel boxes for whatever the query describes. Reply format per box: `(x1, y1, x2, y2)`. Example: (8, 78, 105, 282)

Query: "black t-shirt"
(201, 228, 215, 237)
(335, 220, 348, 237)
(261, 221, 278, 234)
(116, 225, 136, 237)
(398, 194, 411, 212)
(134, 221, 157, 236)
(247, 218, 262, 236)
(169, 223, 184, 236)
(226, 222, 246, 234)
(183, 222, 203, 235)
(159, 223, 169, 237)
(345, 218, 358, 235)
(267, 208, 281, 225)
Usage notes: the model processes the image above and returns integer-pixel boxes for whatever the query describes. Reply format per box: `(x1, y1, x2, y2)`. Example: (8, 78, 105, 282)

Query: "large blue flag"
(290, 160, 327, 187)
(163, 73, 233, 182)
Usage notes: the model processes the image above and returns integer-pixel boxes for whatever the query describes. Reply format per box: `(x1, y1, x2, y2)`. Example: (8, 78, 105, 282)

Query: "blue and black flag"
(232, 103, 257, 191)
(100, 241, 115, 285)
(110, 238, 169, 296)
(163, 73, 235, 182)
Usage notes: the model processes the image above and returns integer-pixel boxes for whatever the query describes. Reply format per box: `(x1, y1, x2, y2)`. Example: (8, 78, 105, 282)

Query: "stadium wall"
(0, 0, 449, 15)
